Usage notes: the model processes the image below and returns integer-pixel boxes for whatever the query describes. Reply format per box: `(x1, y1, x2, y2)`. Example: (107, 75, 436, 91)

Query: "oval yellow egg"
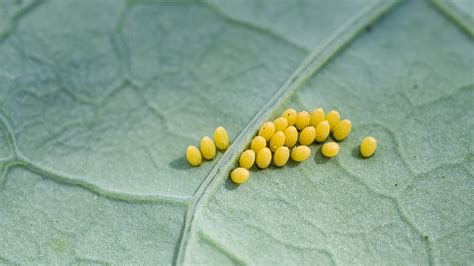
(230, 167, 249, 184)
(200, 136, 216, 160)
(295, 111, 311, 130)
(273, 146, 290, 167)
(269, 131, 285, 152)
(360, 136, 377, 158)
(282, 108, 297, 126)
(250, 136, 266, 154)
(256, 147, 272, 169)
(310, 107, 325, 127)
(284, 126, 298, 148)
(273, 117, 288, 132)
(214, 126, 229, 150)
(239, 149, 255, 169)
(299, 126, 316, 145)
(321, 142, 339, 158)
(315, 120, 330, 143)
(186, 145, 202, 166)
(291, 145, 311, 162)
(258, 121, 275, 141)
(333, 119, 352, 141)
(326, 110, 340, 131)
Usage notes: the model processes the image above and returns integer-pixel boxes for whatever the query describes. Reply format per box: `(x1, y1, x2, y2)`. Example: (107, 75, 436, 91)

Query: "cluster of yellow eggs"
(185, 127, 229, 167)
(230, 108, 377, 184)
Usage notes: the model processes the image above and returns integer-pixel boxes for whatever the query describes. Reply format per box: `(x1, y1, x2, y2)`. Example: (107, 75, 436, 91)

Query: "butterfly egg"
(326, 110, 340, 131)
(269, 131, 285, 152)
(200, 136, 216, 160)
(299, 126, 316, 145)
(250, 136, 267, 154)
(360, 136, 377, 158)
(315, 120, 330, 143)
(230, 167, 250, 184)
(282, 108, 297, 126)
(295, 111, 311, 130)
(256, 147, 272, 169)
(239, 149, 255, 169)
(321, 142, 339, 158)
(273, 117, 288, 132)
(258, 121, 275, 141)
(310, 107, 325, 127)
(273, 146, 290, 167)
(186, 145, 202, 166)
(333, 119, 352, 141)
(291, 145, 311, 162)
(284, 126, 298, 148)
(214, 126, 229, 150)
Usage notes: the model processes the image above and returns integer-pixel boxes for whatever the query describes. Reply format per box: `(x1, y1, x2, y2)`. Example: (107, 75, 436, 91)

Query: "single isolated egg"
(360, 136, 377, 158)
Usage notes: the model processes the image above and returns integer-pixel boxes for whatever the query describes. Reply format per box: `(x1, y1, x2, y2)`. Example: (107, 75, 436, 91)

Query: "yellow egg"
(321, 142, 339, 158)
(315, 120, 330, 143)
(310, 107, 325, 127)
(333, 119, 352, 141)
(258, 121, 275, 141)
(250, 136, 267, 154)
(284, 126, 298, 148)
(256, 147, 272, 169)
(298, 126, 316, 145)
(291, 145, 311, 162)
(273, 146, 290, 167)
(295, 111, 311, 130)
(282, 108, 297, 126)
(269, 131, 285, 152)
(273, 117, 288, 132)
(200, 136, 216, 160)
(326, 110, 340, 131)
(186, 145, 202, 166)
(214, 126, 229, 150)
(239, 149, 255, 169)
(230, 167, 249, 184)
(360, 136, 377, 158)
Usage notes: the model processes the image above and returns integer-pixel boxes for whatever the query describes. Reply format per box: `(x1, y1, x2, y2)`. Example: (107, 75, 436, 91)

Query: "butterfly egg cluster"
(230, 107, 359, 184)
(185, 126, 230, 167)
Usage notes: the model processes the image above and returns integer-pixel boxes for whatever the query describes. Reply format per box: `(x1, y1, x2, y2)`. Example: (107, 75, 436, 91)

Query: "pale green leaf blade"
(0, 0, 396, 264)
(181, 0, 474, 264)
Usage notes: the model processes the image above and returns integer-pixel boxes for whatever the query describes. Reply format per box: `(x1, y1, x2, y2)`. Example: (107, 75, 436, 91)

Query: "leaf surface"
(180, 0, 474, 264)
(0, 0, 399, 264)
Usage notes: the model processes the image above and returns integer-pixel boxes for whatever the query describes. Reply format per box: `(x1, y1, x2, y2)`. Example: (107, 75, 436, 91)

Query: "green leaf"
(0, 0, 472, 265)
(179, 0, 474, 265)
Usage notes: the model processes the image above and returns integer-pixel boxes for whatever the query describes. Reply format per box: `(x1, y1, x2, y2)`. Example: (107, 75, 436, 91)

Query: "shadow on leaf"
(169, 157, 192, 170)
